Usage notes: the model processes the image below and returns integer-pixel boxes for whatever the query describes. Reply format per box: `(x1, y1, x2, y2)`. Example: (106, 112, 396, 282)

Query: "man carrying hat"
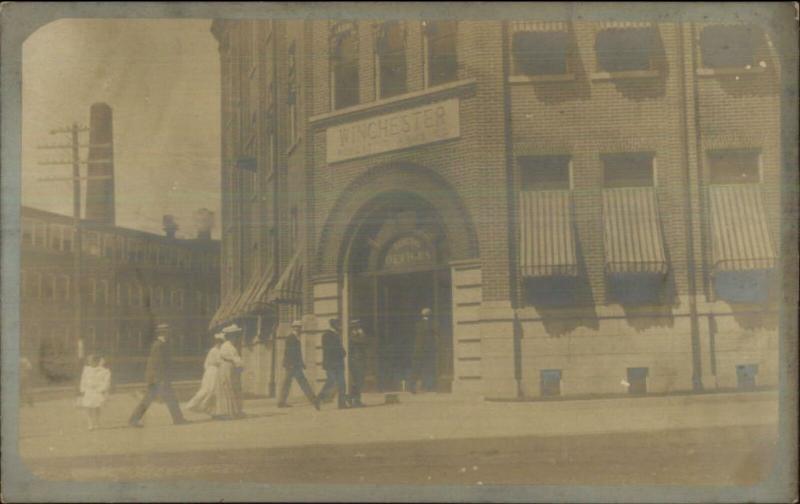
(129, 323, 188, 427)
(277, 320, 320, 410)
(316, 318, 348, 409)
(347, 319, 368, 408)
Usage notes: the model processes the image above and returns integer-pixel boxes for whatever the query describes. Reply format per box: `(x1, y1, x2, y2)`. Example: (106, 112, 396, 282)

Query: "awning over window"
(244, 263, 277, 313)
(267, 251, 304, 304)
(208, 265, 277, 331)
(602, 187, 668, 275)
(519, 190, 578, 277)
(208, 291, 238, 331)
(511, 21, 569, 33)
(709, 184, 776, 272)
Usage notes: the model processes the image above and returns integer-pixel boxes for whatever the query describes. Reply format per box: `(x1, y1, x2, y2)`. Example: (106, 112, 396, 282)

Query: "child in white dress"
(79, 355, 111, 430)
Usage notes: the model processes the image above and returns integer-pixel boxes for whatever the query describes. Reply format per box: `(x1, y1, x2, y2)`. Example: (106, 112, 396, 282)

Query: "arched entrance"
(344, 192, 454, 392)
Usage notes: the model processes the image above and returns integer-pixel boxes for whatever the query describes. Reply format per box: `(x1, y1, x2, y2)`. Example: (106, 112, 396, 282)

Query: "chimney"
(193, 208, 214, 240)
(85, 103, 115, 225)
(163, 215, 178, 239)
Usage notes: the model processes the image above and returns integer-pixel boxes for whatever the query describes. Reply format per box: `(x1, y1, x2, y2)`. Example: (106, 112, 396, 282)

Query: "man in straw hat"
(129, 323, 188, 427)
(316, 318, 348, 409)
(277, 320, 320, 410)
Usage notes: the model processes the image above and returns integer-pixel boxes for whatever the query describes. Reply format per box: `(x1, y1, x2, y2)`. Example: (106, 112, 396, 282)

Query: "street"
(17, 390, 779, 486)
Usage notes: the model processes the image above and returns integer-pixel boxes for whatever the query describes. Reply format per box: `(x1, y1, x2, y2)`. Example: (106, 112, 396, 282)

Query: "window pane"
(333, 31, 359, 109)
(379, 22, 407, 98)
(708, 150, 760, 184)
(700, 25, 756, 68)
(520, 156, 571, 190)
(513, 31, 569, 75)
(595, 28, 653, 72)
(427, 21, 458, 86)
(603, 153, 654, 188)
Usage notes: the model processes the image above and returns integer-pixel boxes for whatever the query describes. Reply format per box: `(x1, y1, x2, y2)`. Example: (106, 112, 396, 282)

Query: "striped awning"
(267, 251, 304, 304)
(709, 184, 776, 271)
(511, 21, 569, 33)
(602, 187, 668, 275)
(244, 263, 277, 313)
(208, 291, 238, 331)
(519, 190, 578, 277)
(598, 21, 654, 30)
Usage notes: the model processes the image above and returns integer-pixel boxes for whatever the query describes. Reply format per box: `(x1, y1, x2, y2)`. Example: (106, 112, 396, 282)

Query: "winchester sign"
(326, 98, 460, 163)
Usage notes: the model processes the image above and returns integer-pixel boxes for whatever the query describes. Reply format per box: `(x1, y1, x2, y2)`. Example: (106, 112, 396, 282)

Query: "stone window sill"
(509, 73, 576, 84)
(696, 66, 766, 77)
(591, 69, 661, 81)
(309, 78, 477, 127)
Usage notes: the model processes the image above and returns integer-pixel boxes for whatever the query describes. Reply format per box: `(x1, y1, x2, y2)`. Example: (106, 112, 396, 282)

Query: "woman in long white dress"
(186, 334, 224, 414)
(213, 325, 245, 419)
(79, 355, 111, 430)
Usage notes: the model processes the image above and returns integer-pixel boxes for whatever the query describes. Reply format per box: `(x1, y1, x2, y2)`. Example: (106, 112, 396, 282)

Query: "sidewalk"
(17, 388, 778, 463)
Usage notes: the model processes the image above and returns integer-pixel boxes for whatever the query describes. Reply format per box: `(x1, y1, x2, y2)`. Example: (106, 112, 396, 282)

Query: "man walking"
(129, 323, 188, 427)
(277, 320, 320, 410)
(409, 308, 439, 394)
(347, 319, 367, 407)
(316, 318, 348, 409)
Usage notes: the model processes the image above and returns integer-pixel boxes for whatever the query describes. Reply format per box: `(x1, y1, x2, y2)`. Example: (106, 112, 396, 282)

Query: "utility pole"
(37, 123, 112, 384)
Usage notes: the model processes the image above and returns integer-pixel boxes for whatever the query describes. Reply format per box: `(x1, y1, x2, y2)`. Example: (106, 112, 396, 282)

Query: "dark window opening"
(513, 30, 570, 76)
(520, 155, 571, 191)
(607, 272, 665, 305)
(708, 150, 760, 185)
(596, 28, 655, 72)
(523, 277, 579, 307)
(603, 152, 655, 188)
(377, 21, 407, 98)
(627, 367, 648, 395)
(332, 26, 360, 110)
(700, 25, 756, 69)
(425, 21, 458, 87)
(714, 269, 772, 304)
(540, 369, 562, 397)
(736, 363, 758, 390)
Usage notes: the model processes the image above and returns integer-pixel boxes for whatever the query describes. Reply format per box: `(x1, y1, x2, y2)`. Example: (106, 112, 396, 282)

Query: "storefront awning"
(519, 190, 578, 277)
(602, 187, 668, 275)
(598, 21, 654, 30)
(208, 291, 238, 331)
(709, 184, 776, 272)
(267, 251, 304, 304)
(511, 21, 569, 33)
(244, 263, 277, 314)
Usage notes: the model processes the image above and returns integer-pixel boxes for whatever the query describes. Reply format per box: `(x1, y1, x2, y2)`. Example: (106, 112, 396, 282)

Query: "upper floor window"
(62, 227, 73, 252)
(595, 26, 656, 72)
(520, 155, 572, 191)
(287, 42, 299, 146)
(331, 22, 359, 110)
(512, 22, 570, 76)
(423, 20, 458, 87)
(22, 219, 34, 245)
(376, 21, 407, 98)
(700, 24, 757, 69)
(708, 149, 761, 185)
(602, 152, 655, 188)
(34, 221, 47, 247)
(50, 225, 62, 251)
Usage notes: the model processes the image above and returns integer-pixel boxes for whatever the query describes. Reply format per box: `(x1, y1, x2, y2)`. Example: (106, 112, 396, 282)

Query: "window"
(30, 272, 41, 299)
(196, 291, 204, 312)
(34, 221, 47, 247)
(42, 274, 54, 300)
(602, 152, 655, 188)
(736, 363, 758, 390)
(708, 150, 760, 185)
(57, 275, 70, 301)
(171, 290, 179, 308)
(288, 42, 299, 146)
(376, 21, 407, 98)
(22, 219, 34, 245)
(177, 289, 184, 309)
(540, 369, 562, 397)
(87, 326, 96, 349)
(331, 22, 359, 110)
(116, 282, 122, 306)
(512, 28, 570, 76)
(520, 156, 571, 191)
(137, 285, 144, 307)
(62, 227, 73, 252)
(101, 279, 109, 305)
(89, 278, 97, 304)
(103, 235, 114, 259)
(700, 25, 757, 69)
(85, 231, 101, 256)
(423, 20, 458, 87)
(156, 286, 164, 307)
(50, 225, 62, 250)
(595, 27, 655, 72)
(627, 367, 648, 395)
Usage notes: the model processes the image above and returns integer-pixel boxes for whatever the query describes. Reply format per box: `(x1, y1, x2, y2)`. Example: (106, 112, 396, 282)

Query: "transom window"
(512, 27, 570, 76)
(708, 149, 760, 184)
(520, 155, 571, 191)
(376, 21, 407, 98)
(331, 22, 360, 110)
(423, 20, 458, 87)
(595, 27, 655, 72)
(602, 152, 655, 188)
(700, 25, 757, 69)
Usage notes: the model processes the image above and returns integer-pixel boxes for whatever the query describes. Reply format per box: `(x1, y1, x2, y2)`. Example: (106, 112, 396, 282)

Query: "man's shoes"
(277, 403, 292, 408)
(312, 397, 321, 411)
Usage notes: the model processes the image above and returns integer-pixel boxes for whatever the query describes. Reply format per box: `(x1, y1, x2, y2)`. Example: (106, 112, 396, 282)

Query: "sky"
(22, 19, 221, 239)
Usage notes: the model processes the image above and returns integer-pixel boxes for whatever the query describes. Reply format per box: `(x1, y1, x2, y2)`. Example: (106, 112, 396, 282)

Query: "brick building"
(210, 15, 782, 400)
(20, 206, 220, 384)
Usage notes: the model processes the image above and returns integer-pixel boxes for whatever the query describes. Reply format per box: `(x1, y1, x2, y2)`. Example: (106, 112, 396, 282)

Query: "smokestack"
(194, 208, 214, 240)
(85, 103, 115, 225)
(163, 215, 178, 239)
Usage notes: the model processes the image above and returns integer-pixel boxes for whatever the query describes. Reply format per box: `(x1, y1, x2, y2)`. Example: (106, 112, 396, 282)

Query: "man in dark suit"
(277, 320, 320, 410)
(128, 323, 188, 427)
(316, 318, 348, 409)
(347, 319, 368, 407)
(409, 308, 439, 394)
